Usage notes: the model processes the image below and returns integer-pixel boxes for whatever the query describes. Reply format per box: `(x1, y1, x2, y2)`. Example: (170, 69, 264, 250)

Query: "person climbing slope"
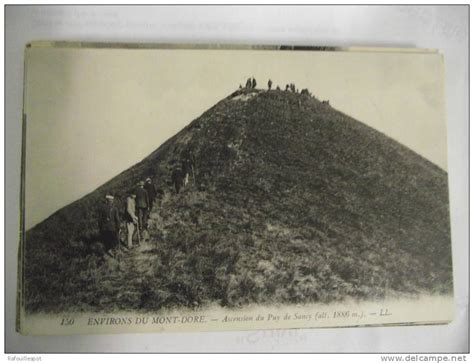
(98, 194, 121, 256)
(125, 191, 139, 248)
(134, 181, 149, 239)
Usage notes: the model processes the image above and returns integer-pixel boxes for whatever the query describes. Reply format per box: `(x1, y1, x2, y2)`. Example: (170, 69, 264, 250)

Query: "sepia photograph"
(18, 43, 453, 335)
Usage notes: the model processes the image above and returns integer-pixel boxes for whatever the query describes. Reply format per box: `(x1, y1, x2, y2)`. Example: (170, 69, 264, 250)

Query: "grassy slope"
(23, 88, 452, 313)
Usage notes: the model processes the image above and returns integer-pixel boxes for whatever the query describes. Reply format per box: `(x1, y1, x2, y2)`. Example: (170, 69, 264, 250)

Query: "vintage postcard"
(17, 43, 453, 335)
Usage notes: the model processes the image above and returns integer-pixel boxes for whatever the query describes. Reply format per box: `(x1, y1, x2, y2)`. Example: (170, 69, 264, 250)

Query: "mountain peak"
(24, 86, 452, 312)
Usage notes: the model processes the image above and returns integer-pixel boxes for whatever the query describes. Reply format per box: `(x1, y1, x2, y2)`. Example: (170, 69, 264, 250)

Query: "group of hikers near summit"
(240, 77, 314, 97)
(97, 151, 196, 257)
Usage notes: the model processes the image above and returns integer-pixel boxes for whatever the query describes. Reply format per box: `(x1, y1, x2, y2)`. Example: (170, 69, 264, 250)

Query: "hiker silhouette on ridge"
(245, 78, 252, 88)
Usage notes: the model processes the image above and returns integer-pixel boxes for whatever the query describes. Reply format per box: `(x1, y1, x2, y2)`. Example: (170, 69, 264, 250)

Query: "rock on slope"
(23, 88, 452, 313)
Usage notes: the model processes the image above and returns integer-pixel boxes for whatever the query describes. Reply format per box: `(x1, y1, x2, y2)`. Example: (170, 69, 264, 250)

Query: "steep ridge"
(23, 88, 452, 312)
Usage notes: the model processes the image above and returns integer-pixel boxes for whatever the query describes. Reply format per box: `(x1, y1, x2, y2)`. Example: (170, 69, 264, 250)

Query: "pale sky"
(24, 46, 447, 229)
